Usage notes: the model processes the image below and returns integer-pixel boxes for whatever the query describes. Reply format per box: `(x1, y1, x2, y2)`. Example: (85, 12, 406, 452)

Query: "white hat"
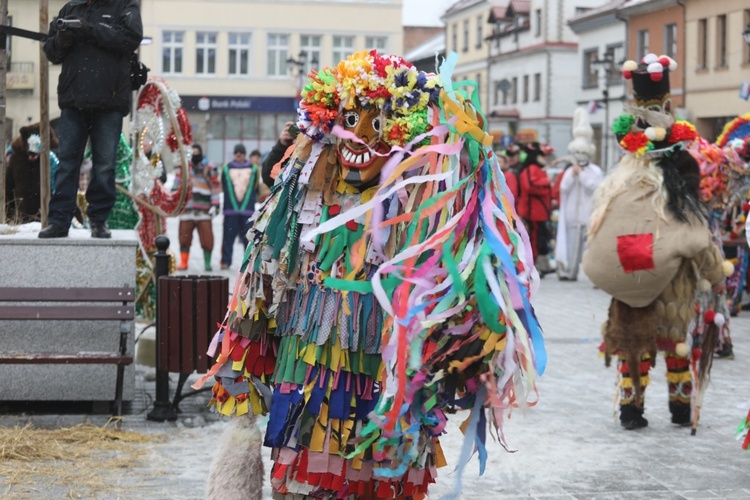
(568, 107, 596, 158)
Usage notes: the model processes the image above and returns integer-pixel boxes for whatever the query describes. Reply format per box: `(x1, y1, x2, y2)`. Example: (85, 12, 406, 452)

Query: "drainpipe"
(675, 0, 686, 110)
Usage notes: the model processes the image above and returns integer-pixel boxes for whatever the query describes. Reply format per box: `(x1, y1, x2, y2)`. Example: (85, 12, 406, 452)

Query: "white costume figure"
(555, 108, 603, 281)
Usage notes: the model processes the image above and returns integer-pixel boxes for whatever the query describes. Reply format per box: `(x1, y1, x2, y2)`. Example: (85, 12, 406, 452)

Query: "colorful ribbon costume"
(195, 51, 545, 498)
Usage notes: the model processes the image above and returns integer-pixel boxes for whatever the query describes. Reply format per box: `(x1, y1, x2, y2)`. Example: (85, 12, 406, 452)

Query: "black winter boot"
(669, 402, 691, 426)
(620, 404, 648, 430)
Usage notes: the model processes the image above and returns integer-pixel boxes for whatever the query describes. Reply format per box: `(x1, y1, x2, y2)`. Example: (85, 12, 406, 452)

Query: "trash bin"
(152, 275, 228, 415)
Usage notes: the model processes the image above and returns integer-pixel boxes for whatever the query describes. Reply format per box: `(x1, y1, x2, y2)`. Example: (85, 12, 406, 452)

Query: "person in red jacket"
(517, 142, 552, 273)
(498, 152, 519, 199)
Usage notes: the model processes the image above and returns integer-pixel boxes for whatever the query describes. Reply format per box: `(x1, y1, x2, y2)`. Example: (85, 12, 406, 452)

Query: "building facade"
(684, 0, 750, 140)
(568, 0, 626, 170)
(4, 0, 403, 164)
(442, 0, 493, 114)
(486, 0, 604, 156)
(141, 0, 403, 163)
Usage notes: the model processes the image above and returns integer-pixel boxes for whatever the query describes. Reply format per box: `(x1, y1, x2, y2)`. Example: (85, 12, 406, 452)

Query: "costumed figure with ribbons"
(196, 50, 546, 499)
(554, 108, 603, 282)
(107, 77, 193, 318)
(582, 53, 726, 431)
(714, 115, 750, 321)
(689, 130, 750, 362)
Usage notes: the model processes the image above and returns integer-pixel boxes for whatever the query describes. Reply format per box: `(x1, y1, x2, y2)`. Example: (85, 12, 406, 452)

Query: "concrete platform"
(0, 226, 139, 401)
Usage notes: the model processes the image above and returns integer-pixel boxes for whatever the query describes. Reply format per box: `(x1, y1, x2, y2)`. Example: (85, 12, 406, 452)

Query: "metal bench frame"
(0, 286, 136, 415)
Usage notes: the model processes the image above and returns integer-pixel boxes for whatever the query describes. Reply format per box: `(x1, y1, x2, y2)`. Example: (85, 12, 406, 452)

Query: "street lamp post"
(592, 53, 615, 171)
(287, 51, 319, 105)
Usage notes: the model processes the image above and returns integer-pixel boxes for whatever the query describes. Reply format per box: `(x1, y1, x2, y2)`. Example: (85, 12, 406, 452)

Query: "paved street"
(2, 216, 749, 499)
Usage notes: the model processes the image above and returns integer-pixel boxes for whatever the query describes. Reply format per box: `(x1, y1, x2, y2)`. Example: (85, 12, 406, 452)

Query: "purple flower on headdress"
(394, 70, 409, 88)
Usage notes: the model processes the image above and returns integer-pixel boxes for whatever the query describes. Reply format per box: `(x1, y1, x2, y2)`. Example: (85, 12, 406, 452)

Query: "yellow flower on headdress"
(336, 51, 373, 109)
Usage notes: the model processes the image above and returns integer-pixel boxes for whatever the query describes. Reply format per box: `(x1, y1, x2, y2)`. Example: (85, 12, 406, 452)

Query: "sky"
(402, 0, 456, 27)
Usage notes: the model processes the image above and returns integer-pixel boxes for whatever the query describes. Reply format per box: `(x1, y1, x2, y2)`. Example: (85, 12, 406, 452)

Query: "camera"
(288, 124, 300, 139)
(56, 18, 82, 31)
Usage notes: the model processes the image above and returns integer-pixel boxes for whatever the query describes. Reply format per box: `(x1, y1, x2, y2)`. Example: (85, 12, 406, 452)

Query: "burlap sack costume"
(583, 158, 724, 343)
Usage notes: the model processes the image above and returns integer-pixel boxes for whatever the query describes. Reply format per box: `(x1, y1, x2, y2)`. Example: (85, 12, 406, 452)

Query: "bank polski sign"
(197, 96, 253, 112)
(182, 95, 296, 114)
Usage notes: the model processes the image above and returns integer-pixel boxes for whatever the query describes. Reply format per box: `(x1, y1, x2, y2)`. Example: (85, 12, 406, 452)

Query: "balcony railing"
(7, 61, 35, 89)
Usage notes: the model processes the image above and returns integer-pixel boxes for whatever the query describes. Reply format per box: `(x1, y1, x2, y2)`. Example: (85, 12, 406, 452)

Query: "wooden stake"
(0, 0, 9, 224)
(39, 0, 49, 227)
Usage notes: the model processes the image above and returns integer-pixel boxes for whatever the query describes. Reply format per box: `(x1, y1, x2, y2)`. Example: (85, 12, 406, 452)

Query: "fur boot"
(602, 298, 659, 408)
(205, 412, 264, 500)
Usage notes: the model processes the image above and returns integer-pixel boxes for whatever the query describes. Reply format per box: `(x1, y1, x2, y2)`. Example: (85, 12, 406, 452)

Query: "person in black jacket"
(261, 121, 296, 188)
(39, 0, 143, 239)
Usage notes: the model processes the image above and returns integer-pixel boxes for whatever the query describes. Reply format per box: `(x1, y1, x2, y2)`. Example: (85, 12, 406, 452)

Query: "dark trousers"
(49, 108, 122, 227)
(221, 213, 252, 266)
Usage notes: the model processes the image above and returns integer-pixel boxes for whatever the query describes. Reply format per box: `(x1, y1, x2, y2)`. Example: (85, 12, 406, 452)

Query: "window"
(664, 23, 677, 60)
(267, 33, 289, 77)
(162, 31, 184, 74)
(476, 73, 481, 96)
(605, 43, 624, 84)
(745, 10, 750, 65)
(535, 9, 542, 37)
(333, 35, 354, 64)
(522, 74, 529, 103)
(499, 79, 510, 105)
(716, 15, 727, 68)
(637, 29, 649, 60)
(533, 73, 541, 102)
(452, 23, 457, 53)
(476, 15, 483, 48)
(494, 81, 500, 106)
(463, 19, 469, 52)
(196, 32, 217, 75)
(228, 33, 250, 75)
(365, 36, 387, 51)
(511, 76, 518, 104)
(698, 18, 708, 69)
(300, 35, 322, 74)
(583, 49, 598, 88)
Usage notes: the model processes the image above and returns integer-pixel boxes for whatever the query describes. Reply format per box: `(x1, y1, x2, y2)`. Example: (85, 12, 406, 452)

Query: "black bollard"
(147, 235, 178, 422)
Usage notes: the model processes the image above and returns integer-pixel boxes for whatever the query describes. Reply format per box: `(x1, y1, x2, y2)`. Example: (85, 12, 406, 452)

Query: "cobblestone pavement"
(2, 216, 749, 499)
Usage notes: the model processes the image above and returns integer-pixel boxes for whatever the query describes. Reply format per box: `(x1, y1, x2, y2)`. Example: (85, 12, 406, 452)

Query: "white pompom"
(643, 53, 659, 64)
(668, 57, 678, 72)
(714, 313, 726, 327)
(645, 127, 657, 141)
(622, 60, 638, 72)
(647, 62, 663, 74)
(675, 342, 690, 358)
(722, 260, 735, 277)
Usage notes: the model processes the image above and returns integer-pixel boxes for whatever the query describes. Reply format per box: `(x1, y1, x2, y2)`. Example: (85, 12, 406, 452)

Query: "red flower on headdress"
(366, 86, 392, 101)
(668, 121, 698, 143)
(620, 131, 650, 155)
(370, 50, 392, 78)
(387, 123, 409, 145)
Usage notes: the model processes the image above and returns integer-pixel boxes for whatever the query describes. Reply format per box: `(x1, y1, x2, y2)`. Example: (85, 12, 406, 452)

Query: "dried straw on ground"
(0, 418, 164, 498)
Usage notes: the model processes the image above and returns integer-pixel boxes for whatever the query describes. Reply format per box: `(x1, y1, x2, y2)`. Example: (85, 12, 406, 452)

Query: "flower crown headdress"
(296, 50, 441, 147)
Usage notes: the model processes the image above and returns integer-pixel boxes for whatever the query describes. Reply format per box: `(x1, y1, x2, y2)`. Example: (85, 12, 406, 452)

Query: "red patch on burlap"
(617, 233, 655, 273)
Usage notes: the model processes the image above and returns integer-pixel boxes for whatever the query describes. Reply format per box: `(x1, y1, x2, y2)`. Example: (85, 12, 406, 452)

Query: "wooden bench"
(0, 286, 135, 415)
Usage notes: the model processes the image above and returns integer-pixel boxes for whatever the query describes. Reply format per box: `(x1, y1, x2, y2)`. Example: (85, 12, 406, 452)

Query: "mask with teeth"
(337, 104, 390, 191)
